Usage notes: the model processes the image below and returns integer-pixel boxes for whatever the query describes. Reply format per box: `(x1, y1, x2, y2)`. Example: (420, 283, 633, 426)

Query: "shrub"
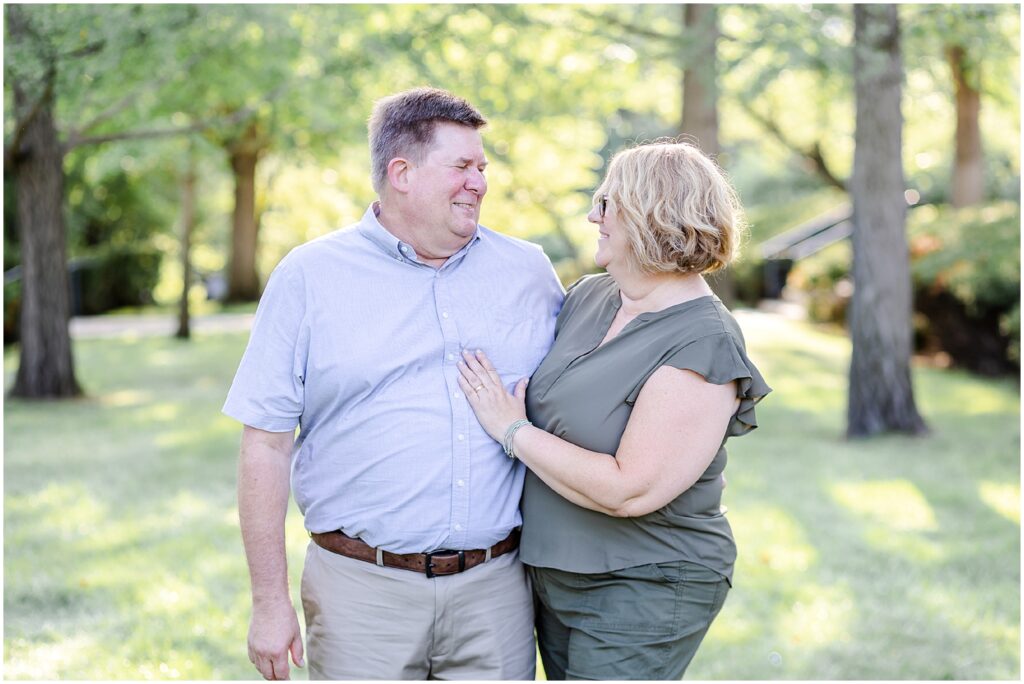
(788, 201, 1020, 374)
(73, 246, 163, 315)
(908, 202, 1019, 317)
(4, 279, 21, 345)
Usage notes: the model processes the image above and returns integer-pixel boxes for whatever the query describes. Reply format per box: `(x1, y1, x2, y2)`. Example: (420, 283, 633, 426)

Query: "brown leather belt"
(310, 528, 520, 578)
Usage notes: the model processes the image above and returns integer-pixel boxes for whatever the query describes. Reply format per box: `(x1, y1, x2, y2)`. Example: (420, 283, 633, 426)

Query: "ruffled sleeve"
(625, 331, 772, 437)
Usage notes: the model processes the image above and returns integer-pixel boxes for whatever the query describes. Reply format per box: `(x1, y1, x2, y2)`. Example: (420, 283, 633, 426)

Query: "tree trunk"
(680, 4, 734, 306)
(226, 125, 264, 302)
(947, 44, 984, 207)
(847, 4, 927, 438)
(6, 3, 82, 398)
(9, 81, 82, 398)
(681, 4, 720, 158)
(175, 152, 197, 339)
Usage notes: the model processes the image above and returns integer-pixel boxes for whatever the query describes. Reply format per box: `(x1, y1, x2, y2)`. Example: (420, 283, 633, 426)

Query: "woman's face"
(588, 194, 631, 271)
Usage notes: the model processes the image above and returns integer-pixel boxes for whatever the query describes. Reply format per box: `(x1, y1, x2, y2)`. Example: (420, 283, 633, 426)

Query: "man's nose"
(465, 168, 486, 194)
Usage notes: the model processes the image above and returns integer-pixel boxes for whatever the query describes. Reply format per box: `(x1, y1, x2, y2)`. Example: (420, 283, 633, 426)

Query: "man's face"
(406, 122, 489, 254)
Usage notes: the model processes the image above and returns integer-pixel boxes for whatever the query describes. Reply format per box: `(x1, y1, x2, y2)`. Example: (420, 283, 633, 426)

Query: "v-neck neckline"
(594, 290, 717, 350)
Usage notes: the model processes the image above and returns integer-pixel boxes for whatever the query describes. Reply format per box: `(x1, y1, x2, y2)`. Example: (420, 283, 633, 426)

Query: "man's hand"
(247, 598, 304, 680)
(238, 425, 303, 680)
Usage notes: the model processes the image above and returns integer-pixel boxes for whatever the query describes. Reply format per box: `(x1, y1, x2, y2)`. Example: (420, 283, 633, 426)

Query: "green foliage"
(3, 316, 1019, 679)
(787, 240, 853, 324)
(903, 5, 1019, 96)
(4, 5, 200, 137)
(721, 5, 855, 190)
(908, 202, 1020, 314)
(3, 4, 1020, 323)
(4, 279, 21, 344)
(1001, 304, 1021, 362)
(3, 171, 18, 270)
(788, 201, 1020, 370)
(73, 246, 163, 315)
(909, 202, 1020, 363)
(64, 155, 171, 253)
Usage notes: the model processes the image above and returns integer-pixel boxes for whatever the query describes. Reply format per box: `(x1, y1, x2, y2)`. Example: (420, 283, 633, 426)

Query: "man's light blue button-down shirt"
(224, 204, 564, 553)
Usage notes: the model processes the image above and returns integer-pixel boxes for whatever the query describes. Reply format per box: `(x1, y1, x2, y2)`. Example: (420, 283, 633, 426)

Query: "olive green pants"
(528, 560, 729, 680)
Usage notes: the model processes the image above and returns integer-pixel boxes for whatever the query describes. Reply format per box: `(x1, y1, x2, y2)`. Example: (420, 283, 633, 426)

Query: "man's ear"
(386, 157, 412, 193)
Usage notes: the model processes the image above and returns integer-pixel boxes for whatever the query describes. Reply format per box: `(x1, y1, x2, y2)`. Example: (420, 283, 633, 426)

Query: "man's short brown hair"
(368, 87, 487, 194)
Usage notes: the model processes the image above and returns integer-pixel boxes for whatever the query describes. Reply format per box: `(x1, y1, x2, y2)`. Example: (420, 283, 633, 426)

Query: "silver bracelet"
(502, 419, 532, 459)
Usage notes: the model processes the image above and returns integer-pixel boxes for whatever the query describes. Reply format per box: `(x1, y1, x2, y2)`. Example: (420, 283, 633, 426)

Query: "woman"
(457, 141, 771, 680)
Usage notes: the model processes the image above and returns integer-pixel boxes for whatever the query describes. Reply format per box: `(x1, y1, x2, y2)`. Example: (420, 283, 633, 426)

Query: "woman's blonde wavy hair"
(596, 140, 745, 274)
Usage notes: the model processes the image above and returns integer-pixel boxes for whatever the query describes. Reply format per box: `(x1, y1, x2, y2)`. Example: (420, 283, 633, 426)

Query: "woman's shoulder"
(667, 296, 747, 346)
(565, 271, 616, 303)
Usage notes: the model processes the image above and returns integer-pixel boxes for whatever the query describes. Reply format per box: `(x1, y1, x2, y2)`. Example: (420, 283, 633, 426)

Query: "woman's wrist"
(502, 418, 532, 459)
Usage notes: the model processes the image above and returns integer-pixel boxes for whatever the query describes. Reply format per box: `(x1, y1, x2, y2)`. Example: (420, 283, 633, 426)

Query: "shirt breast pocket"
(486, 305, 551, 382)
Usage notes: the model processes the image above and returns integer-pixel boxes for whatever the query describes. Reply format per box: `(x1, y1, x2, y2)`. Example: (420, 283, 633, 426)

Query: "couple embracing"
(224, 87, 770, 681)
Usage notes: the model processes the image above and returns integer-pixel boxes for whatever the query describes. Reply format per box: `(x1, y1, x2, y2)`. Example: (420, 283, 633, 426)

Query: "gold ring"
(474, 385, 484, 392)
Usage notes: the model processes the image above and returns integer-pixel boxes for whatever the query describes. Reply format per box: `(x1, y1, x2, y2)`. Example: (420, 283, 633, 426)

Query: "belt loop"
(485, 547, 492, 562)
(375, 547, 384, 566)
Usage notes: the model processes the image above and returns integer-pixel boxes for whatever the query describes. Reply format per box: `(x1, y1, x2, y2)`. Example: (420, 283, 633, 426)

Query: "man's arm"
(238, 425, 304, 681)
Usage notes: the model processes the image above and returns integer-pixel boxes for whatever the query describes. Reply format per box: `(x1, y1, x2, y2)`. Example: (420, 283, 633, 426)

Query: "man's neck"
(375, 200, 460, 269)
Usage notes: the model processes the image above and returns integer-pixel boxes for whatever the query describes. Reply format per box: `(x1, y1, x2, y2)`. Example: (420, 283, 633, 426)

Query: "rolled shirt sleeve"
(223, 254, 309, 432)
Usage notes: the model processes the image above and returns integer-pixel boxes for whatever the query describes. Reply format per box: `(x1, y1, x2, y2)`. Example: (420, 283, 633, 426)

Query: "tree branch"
(576, 6, 678, 42)
(5, 70, 56, 166)
(64, 122, 207, 149)
(63, 78, 292, 152)
(61, 39, 106, 60)
(739, 100, 847, 191)
(67, 53, 204, 140)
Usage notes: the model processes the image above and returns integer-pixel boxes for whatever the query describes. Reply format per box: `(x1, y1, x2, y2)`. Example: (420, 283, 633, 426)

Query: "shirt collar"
(357, 201, 481, 269)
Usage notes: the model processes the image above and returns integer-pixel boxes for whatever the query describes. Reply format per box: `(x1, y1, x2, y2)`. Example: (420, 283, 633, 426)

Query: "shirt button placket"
(435, 273, 471, 547)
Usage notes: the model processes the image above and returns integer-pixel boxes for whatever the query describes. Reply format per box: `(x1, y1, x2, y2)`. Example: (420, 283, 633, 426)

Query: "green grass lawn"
(4, 313, 1020, 680)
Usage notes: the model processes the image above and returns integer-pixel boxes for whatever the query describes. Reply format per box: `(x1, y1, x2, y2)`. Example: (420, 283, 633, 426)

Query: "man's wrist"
(251, 589, 293, 610)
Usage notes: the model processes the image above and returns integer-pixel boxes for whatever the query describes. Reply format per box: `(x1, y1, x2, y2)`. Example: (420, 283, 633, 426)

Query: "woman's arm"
(458, 349, 738, 517)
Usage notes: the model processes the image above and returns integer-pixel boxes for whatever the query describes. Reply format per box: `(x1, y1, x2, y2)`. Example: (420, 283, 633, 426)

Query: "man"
(223, 87, 564, 680)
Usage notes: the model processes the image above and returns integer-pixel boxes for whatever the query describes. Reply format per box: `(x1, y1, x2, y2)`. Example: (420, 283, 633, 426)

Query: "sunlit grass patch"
(830, 479, 938, 531)
(978, 481, 1021, 524)
(861, 525, 947, 564)
(730, 505, 817, 574)
(778, 582, 856, 648)
(3, 635, 98, 680)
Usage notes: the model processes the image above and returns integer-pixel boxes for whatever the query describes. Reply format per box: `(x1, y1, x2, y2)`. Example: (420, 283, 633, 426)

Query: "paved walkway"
(69, 300, 804, 340)
(70, 313, 255, 339)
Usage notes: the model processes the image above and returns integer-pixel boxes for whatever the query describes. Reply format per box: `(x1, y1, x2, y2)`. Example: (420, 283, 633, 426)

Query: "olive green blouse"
(520, 273, 771, 581)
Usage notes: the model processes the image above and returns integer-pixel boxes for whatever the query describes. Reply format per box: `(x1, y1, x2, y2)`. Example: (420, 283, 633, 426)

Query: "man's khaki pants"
(300, 540, 536, 680)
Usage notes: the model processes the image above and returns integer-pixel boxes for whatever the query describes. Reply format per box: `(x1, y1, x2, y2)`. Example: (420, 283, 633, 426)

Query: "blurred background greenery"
(3, 3, 1020, 680)
(4, 4, 1020, 368)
